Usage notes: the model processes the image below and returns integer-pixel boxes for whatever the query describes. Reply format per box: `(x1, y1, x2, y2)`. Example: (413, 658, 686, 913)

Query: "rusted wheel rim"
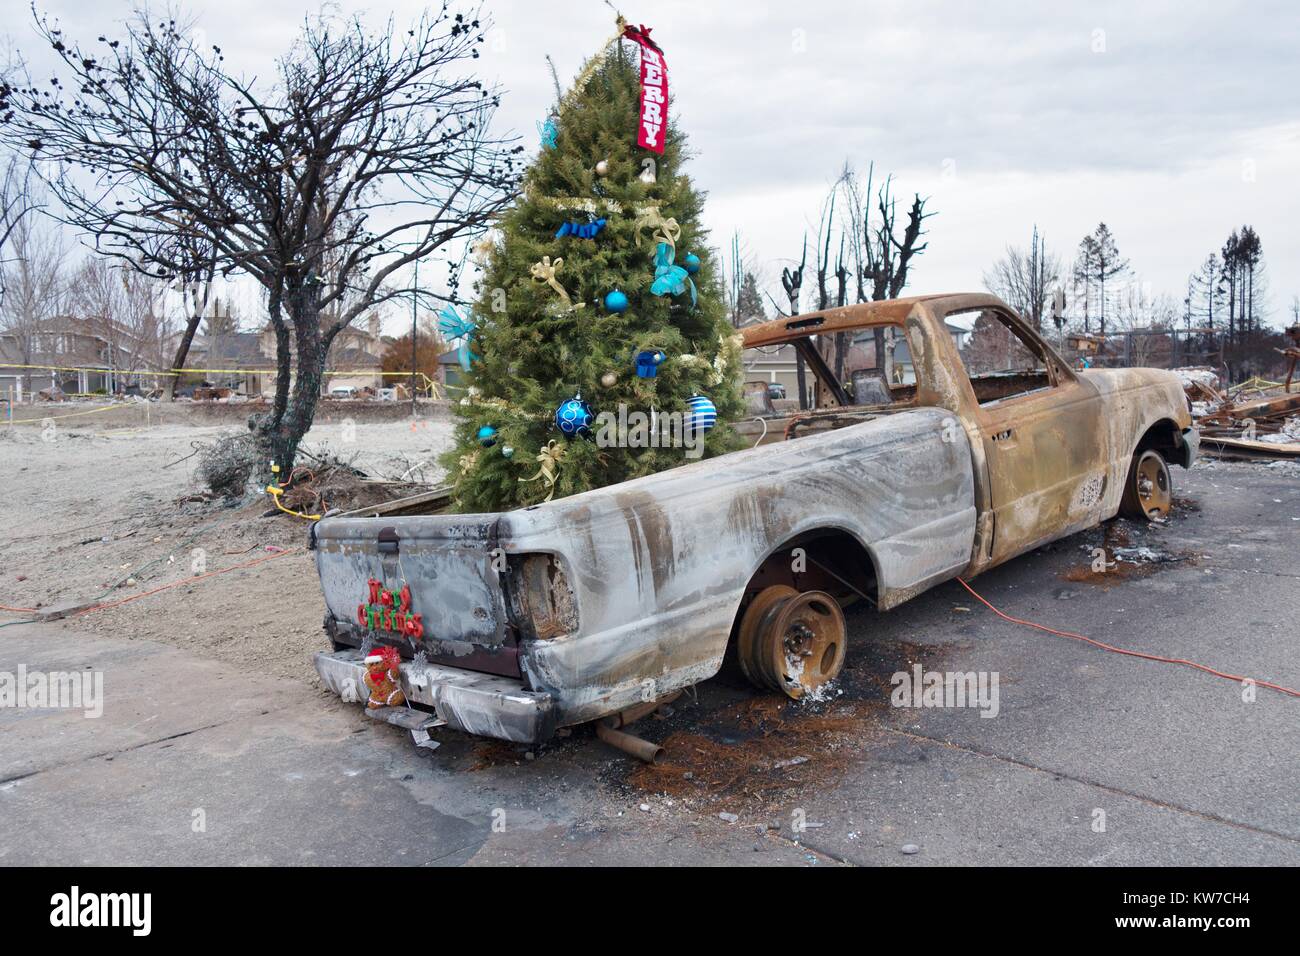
(737, 585, 797, 686)
(1134, 451, 1171, 519)
(753, 590, 846, 699)
(767, 591, 846, 698)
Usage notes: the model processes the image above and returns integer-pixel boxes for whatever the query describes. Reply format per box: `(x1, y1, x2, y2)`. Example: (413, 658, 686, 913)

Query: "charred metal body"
(311, 293, 1197, 746)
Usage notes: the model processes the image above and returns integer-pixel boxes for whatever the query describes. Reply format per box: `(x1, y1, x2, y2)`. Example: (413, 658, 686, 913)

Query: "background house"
(740, 317, 974, 404)
(437, 347, 467, 392)
(176, 314, 387, 397)
(742, 342, 800, 395)
(0, 316, 154, 400)
(183, 331, 275, 395)
(325, 343, 385, 394)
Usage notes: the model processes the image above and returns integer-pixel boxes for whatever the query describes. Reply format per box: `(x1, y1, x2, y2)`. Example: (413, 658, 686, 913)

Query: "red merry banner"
(622, 23, 667, 154)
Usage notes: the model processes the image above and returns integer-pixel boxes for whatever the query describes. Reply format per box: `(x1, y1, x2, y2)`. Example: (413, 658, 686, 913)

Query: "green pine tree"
(736, 272, 767, 325)
(442, 29, 744, 512)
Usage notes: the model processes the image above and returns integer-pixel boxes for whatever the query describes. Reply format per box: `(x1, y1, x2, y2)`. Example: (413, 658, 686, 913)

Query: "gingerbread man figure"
(362, 645, 405, 710)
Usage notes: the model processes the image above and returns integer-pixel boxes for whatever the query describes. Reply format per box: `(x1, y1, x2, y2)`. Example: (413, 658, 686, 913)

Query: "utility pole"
(411, 258, 419, 416)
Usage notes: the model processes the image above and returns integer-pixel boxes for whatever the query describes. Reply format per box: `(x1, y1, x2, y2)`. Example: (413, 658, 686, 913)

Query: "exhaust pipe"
(596, 720, 664, 764)
(593, 691, 681, 763)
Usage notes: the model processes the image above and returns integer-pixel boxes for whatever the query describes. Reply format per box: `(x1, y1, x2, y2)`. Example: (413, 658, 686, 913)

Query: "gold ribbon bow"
(531, 256, 572, 307)
(519, 440, 566, 502)
(633, 206, 680, 252)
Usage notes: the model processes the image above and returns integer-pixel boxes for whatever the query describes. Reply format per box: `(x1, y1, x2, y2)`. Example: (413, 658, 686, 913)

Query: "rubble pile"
(1176, 367, 1300, 460)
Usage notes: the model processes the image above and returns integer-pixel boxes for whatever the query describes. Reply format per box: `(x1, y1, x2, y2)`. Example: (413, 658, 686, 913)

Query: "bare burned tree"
(983, 225, 1061, 331)
(780, 236, 809, 409)
(842, 162, 933, 378)
(769, 164, 931, 409)
(1, 3, 521, 474)
(0, 153, 39, 266)
(72, 256, 171, 392)
(811, 186, 851, 381)
(854, 168, 932, 302)
(0, 176, 65, 399)
(157, 229, 219, 401)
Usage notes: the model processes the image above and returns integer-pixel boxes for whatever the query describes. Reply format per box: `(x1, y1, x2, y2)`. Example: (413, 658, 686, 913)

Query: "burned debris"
(1176, 366, 1300, 460)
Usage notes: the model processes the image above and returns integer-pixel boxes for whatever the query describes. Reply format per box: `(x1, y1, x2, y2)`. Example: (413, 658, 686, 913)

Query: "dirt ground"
(0, 413, 455, 684)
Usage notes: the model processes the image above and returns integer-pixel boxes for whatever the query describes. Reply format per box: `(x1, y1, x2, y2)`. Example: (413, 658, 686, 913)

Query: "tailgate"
(312, 514, 510, 650)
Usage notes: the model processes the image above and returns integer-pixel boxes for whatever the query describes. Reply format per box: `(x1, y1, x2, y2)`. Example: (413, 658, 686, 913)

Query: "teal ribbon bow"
(649, 242, 697, 309)
(537, 117, 558, 150)
(438, 304, 480, 371)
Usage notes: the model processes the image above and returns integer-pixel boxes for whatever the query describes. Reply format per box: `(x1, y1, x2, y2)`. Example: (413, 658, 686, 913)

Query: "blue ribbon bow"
(635, 349, 665, 378)
(650, 242, 697, 309)
(537, 117, 558, 150)
(437, 304, 476, 340)
(555, 218, 607, 240)
(438, 304, 480, 371)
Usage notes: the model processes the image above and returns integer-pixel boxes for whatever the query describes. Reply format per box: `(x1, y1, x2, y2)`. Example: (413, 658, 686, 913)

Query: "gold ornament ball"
(595, 160, 609, 176)
(600, 371, 618, 388)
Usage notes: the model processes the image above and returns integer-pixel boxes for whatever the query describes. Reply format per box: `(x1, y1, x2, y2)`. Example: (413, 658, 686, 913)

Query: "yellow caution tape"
(0, 363, 442, 393)
(7, 403, 126, 424)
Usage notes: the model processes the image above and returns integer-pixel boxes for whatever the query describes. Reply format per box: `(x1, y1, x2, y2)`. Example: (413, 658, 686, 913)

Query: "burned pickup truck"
(311, 293, 1196, 754)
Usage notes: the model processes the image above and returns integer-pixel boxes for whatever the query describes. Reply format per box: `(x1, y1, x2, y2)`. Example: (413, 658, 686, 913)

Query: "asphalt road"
(1, 459, 1296, 866)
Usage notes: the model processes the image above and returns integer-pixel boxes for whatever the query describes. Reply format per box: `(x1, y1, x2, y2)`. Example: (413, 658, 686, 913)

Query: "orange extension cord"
(67, 548, 301, 617)
(956, 577, 1300, 699)
(0, 549, 300, 621)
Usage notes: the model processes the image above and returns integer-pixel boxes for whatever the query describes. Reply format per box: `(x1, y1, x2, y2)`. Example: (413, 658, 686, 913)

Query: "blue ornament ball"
(684, 253, 701, 275)
(685, 394, 717, 434)
(554, 395, 595, 437)
(604, 289, 629, 313)
(477, 425, 498, 447)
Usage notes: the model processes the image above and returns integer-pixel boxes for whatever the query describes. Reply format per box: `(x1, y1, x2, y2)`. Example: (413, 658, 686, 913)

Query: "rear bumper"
(1180, 426, 1200, 468)
(314, 649, 556, 744)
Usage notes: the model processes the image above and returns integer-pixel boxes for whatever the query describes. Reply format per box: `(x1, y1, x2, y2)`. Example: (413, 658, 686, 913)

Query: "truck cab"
(739, 293, 1196, 572)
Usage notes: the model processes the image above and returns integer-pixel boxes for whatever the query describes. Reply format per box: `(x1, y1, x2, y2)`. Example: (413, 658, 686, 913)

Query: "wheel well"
(1136, 418, 1190, 468)
(732, 529, 879, 635)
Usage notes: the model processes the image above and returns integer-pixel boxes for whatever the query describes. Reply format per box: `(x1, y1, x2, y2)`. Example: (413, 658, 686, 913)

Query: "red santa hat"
(364, 645, 402, 669)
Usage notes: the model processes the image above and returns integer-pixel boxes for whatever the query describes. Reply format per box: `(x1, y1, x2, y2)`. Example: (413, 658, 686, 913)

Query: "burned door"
(950, 307, 1107, 564)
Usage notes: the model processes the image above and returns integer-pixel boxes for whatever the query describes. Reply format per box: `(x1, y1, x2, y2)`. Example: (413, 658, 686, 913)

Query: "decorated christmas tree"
(441, 19, 744, 512)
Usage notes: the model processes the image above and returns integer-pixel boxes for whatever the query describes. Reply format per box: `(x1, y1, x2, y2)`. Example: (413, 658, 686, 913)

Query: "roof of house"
(199, 333, 274, 369)
(329, 347, 381, 368)
(0, 315, 135, 367)
(14, 315, 118, 337)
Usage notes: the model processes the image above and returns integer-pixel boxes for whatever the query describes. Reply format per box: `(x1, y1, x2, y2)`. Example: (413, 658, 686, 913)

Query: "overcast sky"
(11, 0, 1300, 328)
